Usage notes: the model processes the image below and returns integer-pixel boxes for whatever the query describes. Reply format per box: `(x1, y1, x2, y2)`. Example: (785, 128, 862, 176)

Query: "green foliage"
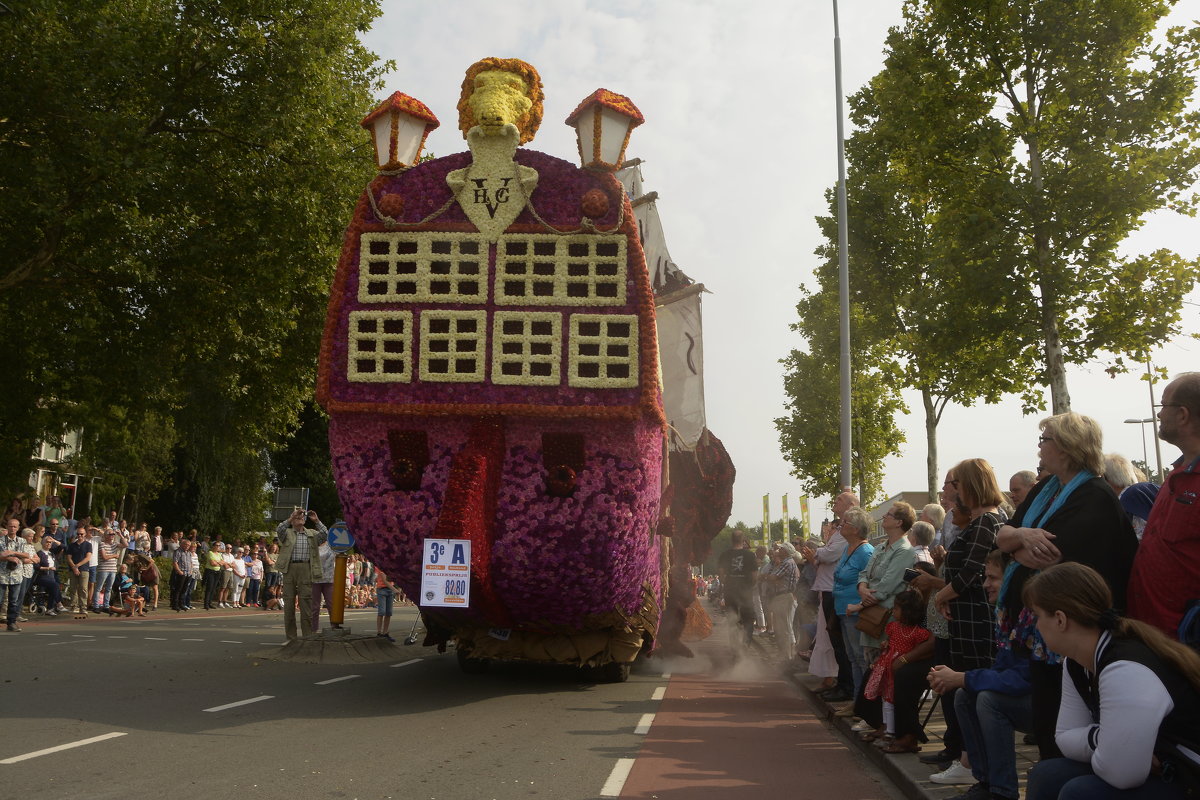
(0, 1, 388, 533)
(775, 285, 907, 505)
(894, 0, 1200, 411)
(268, 400, 342, 521)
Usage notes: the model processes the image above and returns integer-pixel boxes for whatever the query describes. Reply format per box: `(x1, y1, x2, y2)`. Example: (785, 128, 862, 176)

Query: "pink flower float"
(317, 59, 665, 680)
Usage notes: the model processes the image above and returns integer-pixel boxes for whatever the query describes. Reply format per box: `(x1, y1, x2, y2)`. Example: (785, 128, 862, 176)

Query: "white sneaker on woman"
(930, 762, 975, 785)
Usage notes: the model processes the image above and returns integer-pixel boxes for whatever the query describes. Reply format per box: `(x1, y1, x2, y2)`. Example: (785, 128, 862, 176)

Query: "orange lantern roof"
(565, 89, 644, 127)
(360, 92, 441, 131)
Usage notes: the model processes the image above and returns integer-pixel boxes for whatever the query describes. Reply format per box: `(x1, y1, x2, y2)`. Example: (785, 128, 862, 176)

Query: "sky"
(360, 0, 1200, 528)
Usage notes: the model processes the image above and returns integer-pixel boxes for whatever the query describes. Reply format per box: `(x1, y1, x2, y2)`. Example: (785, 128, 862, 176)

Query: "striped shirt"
(98, 541, 120, 573)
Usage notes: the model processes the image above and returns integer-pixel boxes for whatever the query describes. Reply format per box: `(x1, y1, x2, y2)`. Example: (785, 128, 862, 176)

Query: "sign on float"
(420, 538, 471, 608)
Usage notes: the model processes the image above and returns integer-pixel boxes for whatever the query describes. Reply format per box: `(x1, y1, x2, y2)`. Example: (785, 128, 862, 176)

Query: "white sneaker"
(850, 719, 873, 732)
(930, 762, 975, 785)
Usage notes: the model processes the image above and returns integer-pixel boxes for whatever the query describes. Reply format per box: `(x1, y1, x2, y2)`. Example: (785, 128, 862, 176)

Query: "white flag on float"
(656, 285, 706, 451)
(615, 163, 643, 200)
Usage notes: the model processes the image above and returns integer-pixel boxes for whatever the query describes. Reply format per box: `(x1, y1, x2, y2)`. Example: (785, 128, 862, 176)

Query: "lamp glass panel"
(393, 115, 427, 166)
(573, 107, 597, 165)
(598, 107, 631, 166)
(371, 114, 392, 168)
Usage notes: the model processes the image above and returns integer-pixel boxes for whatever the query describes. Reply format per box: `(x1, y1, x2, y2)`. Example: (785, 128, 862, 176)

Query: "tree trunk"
(1026, 103, 1072, 414)
(922, 388, 938, 502)
(1039, 291, 1071, 414)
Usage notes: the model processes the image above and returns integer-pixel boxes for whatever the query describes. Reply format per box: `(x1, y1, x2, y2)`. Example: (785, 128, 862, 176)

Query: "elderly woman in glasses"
(995, 412, 1139, 761)
(855, 502, 918, 662)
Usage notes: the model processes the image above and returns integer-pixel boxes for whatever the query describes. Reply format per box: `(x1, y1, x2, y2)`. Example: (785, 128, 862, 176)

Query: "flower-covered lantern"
(566, 89, 644, 171)
(360, 92, 440, 171)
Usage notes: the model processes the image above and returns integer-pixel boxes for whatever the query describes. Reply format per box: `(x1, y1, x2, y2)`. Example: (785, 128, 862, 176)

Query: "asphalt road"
(3, 607, 668, 800)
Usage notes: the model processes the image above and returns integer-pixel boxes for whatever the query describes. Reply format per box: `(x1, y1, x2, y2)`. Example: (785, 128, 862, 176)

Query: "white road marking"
(634, 713, 655, 735)
(315, 674, 361, 685)
(651, 686, 666, 701)
(107, 636, 127, 639)
(35, 633, 58, 636)
(389, 659, 420, 668)
(600, 758, 635, 797)
(258, 642, 287, 645)
(220, 640, 243, 644)
(181, 638, 205, 641)
(71, 634, 94, 638)
(662, 672, 671, 679)
(143, 637, 167, 641)
(0, 732, 126, 764)
(203, 695, 274, 713)
(48, 639, 92, 646)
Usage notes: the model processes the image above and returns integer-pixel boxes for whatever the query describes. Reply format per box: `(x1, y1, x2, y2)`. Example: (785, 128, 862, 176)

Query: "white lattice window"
(491, 312, 562, 386)
(495, 234, 626, 306)
(419, 311, 487, 382)
(347, 310, 413, 382)
(568, 314, 639, 388)
(358, 232, 487, 304)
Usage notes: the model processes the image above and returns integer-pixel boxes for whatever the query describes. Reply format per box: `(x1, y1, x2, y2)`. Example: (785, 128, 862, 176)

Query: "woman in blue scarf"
(996, 412, 1139, 760)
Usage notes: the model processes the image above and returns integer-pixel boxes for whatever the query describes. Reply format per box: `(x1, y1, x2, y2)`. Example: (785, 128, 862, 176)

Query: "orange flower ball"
(378, 193, 405, 218)
(581, 188, 609, 218)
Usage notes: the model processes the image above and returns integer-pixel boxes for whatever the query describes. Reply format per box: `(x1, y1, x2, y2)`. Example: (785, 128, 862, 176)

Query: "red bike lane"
(620, 634, 902, 799)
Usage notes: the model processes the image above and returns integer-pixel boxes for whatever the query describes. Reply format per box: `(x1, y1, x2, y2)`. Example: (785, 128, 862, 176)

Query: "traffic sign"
(327, 521, 355, 552)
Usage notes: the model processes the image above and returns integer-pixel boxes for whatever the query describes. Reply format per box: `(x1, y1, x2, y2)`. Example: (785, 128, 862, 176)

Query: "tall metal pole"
(833, 0, 853, 489)
(1146, 357, 1165, 481)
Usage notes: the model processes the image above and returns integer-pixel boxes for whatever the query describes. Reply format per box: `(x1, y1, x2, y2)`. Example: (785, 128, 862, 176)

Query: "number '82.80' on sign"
(419, 538, 471, 608)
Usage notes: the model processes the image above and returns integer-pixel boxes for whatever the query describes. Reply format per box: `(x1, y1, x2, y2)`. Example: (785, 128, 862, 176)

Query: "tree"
(775, 284, 907, 504)
(814, 29, 1042, 498)
(0, 0, 388, 531)
(269, 400, 343, 521)
(898, 0, 1200, 413)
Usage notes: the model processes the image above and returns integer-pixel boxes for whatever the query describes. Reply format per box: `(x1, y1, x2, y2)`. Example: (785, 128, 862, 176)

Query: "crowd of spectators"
(0, 505, 411, 632)
(710, 370, 1200, 800)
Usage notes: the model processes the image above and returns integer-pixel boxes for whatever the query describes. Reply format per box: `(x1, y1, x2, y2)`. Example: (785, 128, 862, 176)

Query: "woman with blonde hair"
(1024, 562, 1200, 799)
(996, 412, 1139, 760)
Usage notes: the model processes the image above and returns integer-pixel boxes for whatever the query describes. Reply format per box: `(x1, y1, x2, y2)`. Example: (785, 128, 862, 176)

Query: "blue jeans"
(838, 615, 867, 696)
(1028, 758, 1189, 800)
(16, 575, 32, 610)
(0, 580, 21, 624)
(93, 571, 116, 608)
(377, 587, 394, 617)
(955, 688, 1033, 799)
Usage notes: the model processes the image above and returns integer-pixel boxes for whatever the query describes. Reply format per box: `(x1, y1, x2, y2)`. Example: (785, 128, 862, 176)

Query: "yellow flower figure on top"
(448, 57, 544, 240)
(456, 57, 544, 144)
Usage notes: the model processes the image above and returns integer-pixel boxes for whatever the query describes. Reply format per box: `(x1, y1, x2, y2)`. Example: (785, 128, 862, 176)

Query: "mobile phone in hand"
(903, 567, 920, 583)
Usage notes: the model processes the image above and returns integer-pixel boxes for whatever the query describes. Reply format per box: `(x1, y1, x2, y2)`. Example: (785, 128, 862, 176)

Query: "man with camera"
(275, 508, 327, 640)
(1, 518, 35, 631)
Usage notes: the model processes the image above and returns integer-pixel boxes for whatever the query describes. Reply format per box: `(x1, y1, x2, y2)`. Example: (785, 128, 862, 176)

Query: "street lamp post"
(1124, 417, 1153, 477)
(833, 0, 852, 489)
(1144, 359, 1165, 482)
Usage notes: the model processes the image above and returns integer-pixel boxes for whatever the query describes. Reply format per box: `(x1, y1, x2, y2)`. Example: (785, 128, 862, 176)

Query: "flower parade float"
(317, 58, 732, 681)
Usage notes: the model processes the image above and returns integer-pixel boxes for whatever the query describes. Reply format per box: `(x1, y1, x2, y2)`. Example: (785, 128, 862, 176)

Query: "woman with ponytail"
(1023, 562, 1200, 799)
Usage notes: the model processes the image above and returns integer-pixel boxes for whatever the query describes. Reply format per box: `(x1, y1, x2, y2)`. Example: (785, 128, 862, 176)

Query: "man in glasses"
(1128, 372, 1200, 638)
